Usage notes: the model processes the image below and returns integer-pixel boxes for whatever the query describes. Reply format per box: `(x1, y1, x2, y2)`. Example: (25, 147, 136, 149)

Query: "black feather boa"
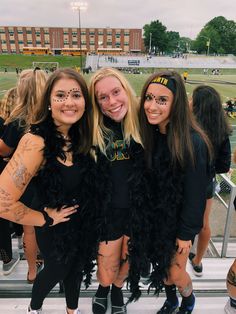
(30, 120, 99, 287)
(127, 131, 183, 302)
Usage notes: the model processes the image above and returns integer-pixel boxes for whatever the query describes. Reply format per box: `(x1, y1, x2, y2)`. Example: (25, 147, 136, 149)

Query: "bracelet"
(41, 208, 54, 228)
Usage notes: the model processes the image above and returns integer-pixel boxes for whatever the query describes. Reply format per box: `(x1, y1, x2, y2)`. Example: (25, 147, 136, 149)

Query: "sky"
(1, 0, 236, 39)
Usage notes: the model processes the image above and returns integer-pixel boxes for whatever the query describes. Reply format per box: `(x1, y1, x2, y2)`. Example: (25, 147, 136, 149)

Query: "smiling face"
(50, 78, 85, 133)
(95, 76, 129, 122)
(144, 83, 174, 133)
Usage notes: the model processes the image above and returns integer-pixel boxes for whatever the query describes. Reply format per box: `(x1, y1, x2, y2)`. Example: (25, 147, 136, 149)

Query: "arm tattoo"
(0, 187, 30, 222)
(179, 281, 193, 297)
(6, 154, 32, 191)
(12, 202, 30, 222)
(227, 268, 236, 287)
(0, 187, 13, 213)
(18, 138, 42, 155)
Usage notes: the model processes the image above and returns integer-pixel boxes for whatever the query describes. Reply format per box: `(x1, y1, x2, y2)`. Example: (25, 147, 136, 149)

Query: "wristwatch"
(41, 209, 54, 228)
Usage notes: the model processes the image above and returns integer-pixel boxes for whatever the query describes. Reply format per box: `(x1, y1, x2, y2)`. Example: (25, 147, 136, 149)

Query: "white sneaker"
(65, 308, 81, 314)
(27, 306, 42, 313)
(2, 251, 20, 275)
(225, 299, 236, 313)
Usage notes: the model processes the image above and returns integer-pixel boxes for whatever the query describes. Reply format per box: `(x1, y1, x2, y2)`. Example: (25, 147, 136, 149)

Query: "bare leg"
(23, 225, 38, 281)
(193, 198, 213, 265)
(227, 259, 236, 298)
(165, 250, 192, 297)
(113, 235, 129, 288)
(97, 237, 123, 287)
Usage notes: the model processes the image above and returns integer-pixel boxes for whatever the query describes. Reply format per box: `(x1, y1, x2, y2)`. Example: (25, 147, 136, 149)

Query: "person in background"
(224, 147, 236, 314)
(0, 68, 96, 314)
(0, 69, 47, 283)
(0, 87, 21, 275)
(89, 67, 144, 314)
(189, 85, 231, 277)
(138, 71, 211, 314)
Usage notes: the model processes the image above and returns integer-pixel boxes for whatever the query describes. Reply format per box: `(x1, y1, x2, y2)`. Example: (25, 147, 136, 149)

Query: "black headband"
(150, 76, 176, 95)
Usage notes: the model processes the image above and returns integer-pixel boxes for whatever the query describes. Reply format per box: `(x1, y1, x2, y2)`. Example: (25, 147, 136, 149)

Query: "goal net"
(32, 62, 59, 72)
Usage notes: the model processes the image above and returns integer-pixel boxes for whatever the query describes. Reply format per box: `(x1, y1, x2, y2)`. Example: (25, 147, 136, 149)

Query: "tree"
(194, 16, 236, 54)
(143, 20, 168, 54)
(166, 31, 180, 53)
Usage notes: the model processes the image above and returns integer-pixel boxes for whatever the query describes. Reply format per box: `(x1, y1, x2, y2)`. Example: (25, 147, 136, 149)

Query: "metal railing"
(215, 173, 236, 257)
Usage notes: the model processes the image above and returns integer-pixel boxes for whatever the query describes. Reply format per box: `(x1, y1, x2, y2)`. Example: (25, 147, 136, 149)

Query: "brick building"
(0, 26, 142, 54)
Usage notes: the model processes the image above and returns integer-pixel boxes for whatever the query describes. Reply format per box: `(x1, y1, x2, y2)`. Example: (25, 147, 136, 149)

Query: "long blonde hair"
(0, 87, 17, 120)
(5, 69, 48, 130)
(89, 67, 142, 156)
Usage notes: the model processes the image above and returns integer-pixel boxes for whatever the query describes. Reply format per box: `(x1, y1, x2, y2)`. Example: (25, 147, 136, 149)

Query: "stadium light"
(70, 2, 88, 70)
(200, 35, 211, 56)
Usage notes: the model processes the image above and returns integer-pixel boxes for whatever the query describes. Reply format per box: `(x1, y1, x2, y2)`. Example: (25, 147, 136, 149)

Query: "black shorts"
(206, 178, 216, 199)
(100, 207, 131, 242)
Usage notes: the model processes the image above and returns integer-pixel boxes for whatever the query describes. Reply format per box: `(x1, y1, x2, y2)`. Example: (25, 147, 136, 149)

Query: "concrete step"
(0, 257, 234, 296)
(0, 296, 230, 314)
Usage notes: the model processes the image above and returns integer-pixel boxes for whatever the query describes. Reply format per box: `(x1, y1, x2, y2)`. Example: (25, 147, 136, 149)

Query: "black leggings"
(30, 257, 82, 310)
(31, 227, 82, 310)
(0, 218, 12, 262)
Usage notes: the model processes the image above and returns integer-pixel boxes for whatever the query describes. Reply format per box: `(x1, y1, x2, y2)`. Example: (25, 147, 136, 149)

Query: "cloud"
(1, 0, 235, 39)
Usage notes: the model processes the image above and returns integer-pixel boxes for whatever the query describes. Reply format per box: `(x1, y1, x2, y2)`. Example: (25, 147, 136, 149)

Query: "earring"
(48, 106, 51, 111)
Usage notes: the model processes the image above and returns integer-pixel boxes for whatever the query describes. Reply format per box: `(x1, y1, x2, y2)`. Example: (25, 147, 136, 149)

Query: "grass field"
(1, 71, 235, 101)
(1, 54, 236, 152)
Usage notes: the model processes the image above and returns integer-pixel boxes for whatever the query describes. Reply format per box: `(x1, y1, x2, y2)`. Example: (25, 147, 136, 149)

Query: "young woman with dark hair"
(137, 71, 212, 314)
(189, 85, 231, 277)
(0, 68, 96, 314)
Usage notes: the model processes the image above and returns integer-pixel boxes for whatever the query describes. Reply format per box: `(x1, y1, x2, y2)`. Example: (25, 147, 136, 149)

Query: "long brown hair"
(139, 70, 212, 167)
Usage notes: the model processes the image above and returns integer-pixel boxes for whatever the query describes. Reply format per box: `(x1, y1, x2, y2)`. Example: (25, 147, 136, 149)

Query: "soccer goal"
(32, 62, 59, 72)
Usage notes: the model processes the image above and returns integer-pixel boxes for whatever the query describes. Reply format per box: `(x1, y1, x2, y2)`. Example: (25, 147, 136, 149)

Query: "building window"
(89, 31, 95, 35)
(124, 32, 130, 36)
(98, 31, 103, 35)
(26, 31, 32, 34)
(17, 30, 23, 34)
(10, 40, 15, 44)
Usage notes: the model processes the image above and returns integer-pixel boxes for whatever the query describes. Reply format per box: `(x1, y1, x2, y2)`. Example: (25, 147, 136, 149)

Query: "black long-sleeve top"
(152, 130, 210, 241)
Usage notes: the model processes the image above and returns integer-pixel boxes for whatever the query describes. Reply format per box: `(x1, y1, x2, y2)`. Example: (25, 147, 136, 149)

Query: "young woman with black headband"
(135, 70, 212, 314)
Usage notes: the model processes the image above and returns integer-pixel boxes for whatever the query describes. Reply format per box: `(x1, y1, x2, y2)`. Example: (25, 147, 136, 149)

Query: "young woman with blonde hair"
(89, 67, 145, 314)
(0, 68, 48, 283)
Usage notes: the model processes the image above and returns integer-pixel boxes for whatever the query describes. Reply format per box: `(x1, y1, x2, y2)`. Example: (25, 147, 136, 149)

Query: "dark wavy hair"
(192, 85, 231, 155)
(139, 70, 211, 167)
(34, 68, 92, 155)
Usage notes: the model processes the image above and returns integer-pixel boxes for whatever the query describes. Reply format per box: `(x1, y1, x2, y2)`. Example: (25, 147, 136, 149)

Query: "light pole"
(200, 35, 211, 56)
(71, 1, 88, 70)
(149, 32, 152, 54)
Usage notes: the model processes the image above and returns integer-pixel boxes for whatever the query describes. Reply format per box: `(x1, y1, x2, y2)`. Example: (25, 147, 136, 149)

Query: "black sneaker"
(176, 295, 195, 314)
(156, 300, 179, 314)
(188, 252, 203, 277)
